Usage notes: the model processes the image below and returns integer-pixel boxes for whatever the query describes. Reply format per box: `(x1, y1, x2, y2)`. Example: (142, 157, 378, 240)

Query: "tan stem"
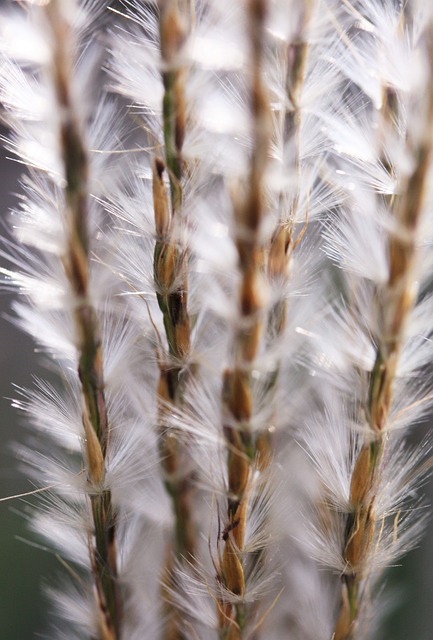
(44, 3, 121, 637)
(334, 25, 433, 640)
(218, 2, 271, 636)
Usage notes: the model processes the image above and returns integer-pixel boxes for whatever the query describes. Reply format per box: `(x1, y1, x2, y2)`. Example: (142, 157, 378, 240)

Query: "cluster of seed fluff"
(1, 1, 433, 640)
(302, 3, 433, 639)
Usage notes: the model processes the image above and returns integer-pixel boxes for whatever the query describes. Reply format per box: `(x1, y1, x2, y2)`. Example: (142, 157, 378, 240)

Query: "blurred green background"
(0, 135, 59, 638)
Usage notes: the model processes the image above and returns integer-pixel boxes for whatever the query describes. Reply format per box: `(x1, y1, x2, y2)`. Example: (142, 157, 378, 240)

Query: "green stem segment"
(162, 68, 183, 213)
(45, 4, 121, 638)
(153, 4, 195, 639)
(154, 1, 194, 561)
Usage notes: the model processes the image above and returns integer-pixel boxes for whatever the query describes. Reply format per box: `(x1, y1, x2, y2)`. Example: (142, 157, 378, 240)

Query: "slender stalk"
(334, 25, 433, 640)
(246, 14, 314, 636)
(153, 2, 196, 638)
(217, 2, 271, 638)
(259, 0, 314, 465)
(154, 0, 195, 559)
(44, 4, 121, 638)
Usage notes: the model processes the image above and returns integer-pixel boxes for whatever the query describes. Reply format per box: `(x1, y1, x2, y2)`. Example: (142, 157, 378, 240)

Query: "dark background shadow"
(0, 125, 59, 638)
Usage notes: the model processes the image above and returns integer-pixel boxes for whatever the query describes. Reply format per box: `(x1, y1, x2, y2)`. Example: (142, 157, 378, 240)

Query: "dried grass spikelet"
(216, 1, 274, 637)
(330, 7, 433, 640)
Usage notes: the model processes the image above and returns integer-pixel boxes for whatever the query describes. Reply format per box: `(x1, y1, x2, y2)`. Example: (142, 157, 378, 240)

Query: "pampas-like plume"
(0, 2, 126, 637)
(2, 1, 433, 639)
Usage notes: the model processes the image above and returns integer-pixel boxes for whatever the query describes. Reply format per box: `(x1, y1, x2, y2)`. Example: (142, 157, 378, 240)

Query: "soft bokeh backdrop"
(0, 127, 59, 638)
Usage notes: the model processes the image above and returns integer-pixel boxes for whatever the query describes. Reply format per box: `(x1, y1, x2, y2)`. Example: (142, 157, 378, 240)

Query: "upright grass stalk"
(38, 5, 122, 638)
(152, 3, 198, 639)
(217, 2, 271, 637)
(153, 0, 196, 561)
(249, 9, 315, 630)
(330, 13, 433, 640)
(110, 0, 197, 618)
(335, 84, 433, 640)
(0, 2, 124, 637)
(259, 0, 314, 465)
